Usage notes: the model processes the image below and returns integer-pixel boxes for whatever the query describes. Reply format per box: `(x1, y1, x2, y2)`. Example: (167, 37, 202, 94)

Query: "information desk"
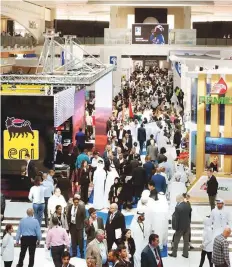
(188, 172, 232, 204)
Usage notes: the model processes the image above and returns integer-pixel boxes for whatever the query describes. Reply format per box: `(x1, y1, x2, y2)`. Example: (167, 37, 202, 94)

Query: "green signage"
(199, 96, 232, 105)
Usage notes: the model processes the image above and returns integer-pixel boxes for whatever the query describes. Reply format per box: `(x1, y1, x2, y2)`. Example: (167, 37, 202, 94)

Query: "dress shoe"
(168, 253, 177, 258)
(182, 254, 188, 258)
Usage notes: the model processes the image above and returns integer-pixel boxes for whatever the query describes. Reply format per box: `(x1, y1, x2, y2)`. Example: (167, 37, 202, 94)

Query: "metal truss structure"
(0, 29, 113, 87)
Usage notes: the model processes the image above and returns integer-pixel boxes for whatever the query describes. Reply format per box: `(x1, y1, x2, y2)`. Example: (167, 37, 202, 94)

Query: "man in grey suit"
(86, 229, 108, 267)
(85, 208, 104, 245)
(67, 197, 86, 258)
(146, 140, 158, 162)
(169, 194, 192, 258)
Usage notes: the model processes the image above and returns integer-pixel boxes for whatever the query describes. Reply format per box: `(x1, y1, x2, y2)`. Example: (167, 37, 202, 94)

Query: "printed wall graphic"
(1, 95, 54, 174)
(4, 117, 39, 160)
(211, 77, 227, 94)
(132, 24, 169, 44)
(110, 56, 117, 71)
(72, 88, 86, 145)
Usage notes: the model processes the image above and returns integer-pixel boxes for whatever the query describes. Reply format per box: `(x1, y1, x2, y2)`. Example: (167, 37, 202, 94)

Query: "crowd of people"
(1, 65, 231, 267)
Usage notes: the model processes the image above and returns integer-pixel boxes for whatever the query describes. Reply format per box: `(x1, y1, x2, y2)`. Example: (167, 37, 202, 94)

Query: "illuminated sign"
(199, 77, 230, 105)
(4, 117, 39, 160)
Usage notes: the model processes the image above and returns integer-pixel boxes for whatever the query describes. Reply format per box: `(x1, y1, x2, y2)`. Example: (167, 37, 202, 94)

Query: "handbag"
(171, 211, 177, 230)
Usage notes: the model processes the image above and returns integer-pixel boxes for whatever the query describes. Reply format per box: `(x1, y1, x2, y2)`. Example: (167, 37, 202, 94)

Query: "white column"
(184, 7, 191, 29)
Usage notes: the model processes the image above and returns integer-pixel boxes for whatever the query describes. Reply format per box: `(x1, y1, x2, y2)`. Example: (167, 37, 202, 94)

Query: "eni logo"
(4, 117, 39, 160)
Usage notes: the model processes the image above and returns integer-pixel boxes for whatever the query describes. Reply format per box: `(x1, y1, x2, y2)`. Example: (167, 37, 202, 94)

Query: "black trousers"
(17, 236, 37, 267)
(51, 245, 65, 267)
(70, 224, 84, 258)
(4, 261, 12, 267)
(44, 197, 49, 227)
(199, 250, 212, 267)
(139, 141, 145, 153)
(81, 184, 89, 204)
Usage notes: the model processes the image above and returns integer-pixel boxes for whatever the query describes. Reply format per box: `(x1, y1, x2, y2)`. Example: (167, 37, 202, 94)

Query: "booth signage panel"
(188, 176, 232, 203)
(199, 96, 232, 104)
(132, 24, 169, 45)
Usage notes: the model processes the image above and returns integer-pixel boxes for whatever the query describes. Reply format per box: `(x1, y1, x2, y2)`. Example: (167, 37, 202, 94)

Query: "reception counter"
(188, 172, 232, 204)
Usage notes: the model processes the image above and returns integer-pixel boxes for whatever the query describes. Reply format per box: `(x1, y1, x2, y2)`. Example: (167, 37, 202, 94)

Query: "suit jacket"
(137, 127, 146, 142)
(141, 245, 163, 267)
(105, 157, 120, 172)
(174, 201, 192, 231)
(67, 203, 86, 230)
(117, 129, 126, 140)
(27, 161, 37, 179)
(146, 139, 155, 148)
(147, 145, 158, 161)
(151, 174, 166, 193)
(125, 136, 133, 150)
(84, 217, 104, 244)
(105, 211, 126, 243)
(207, 175, 218, 196)
(86, 238, 108, 267)
(132, 166, 147, 186)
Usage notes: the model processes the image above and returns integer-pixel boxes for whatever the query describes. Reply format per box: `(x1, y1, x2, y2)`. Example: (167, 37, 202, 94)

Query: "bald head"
(27, 208, 34, 217)
(109, 203, 118, 214)
(223, 227, 231, 238)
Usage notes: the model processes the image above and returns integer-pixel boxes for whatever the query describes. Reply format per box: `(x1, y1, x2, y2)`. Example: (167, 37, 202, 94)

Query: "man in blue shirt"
(151, 167, 167, 194)
(75, 149, 90, 169)
(16, 208, 41, 267)
(75, 128, 86, 150)
(42, 173, 54, 227)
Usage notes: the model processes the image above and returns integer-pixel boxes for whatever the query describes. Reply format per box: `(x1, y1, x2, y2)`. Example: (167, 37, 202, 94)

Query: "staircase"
(1, 217, 232, 251)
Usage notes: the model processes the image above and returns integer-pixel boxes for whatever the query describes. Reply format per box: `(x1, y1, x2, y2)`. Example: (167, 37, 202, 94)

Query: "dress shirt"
(119, 130, 123, 139)
(46, 226, 70, 248)
(16, 216, 41, 242)
(93, 220, 98, 231)
(149, 244, 161, 266)
(212, 234, 230, 266)
(47, 174, 54, 185)
(26, 160, 30, 177)
(42, 180, 54, 198)
(28, 185, 45, 204)
(96, 240, 107, 264)
(71, 205, 78, 224)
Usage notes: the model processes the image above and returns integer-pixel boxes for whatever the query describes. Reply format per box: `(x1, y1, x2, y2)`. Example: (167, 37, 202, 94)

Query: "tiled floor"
(2, 200, 232, 267)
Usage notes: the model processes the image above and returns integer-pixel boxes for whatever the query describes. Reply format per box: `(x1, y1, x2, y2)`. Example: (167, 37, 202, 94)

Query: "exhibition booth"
(185, 70, 232, 204)
(0, 30, 113, 198)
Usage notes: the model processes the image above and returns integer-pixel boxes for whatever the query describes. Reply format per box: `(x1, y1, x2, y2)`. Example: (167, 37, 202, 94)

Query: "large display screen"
(205, 137, 232, 155)
(132, 23, 169, 44)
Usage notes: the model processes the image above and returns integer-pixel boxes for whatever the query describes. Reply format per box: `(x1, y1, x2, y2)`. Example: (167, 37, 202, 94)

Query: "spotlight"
(199, 67, 203, 71)
(215, 65, 219, 69)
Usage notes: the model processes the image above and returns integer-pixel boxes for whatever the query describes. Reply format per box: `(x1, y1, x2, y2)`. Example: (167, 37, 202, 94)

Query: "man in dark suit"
(132, 162, 147, 204)
(141, 234, 163, 267)
(105, 203, 126, 250)
(117, 245, 131, 267)
(168, 194, 192, 258)
(84, 208, 104, 245)
(117, 125, 126, 146)
(125, 132, 133, 151)
(105, 152, 120, 173)
(206, 168, 218, 210)
(67, 197, 86, 258)
(128, 148, 141, 163)
(137, 124, 146, 154)
(25, 153, 37, 183)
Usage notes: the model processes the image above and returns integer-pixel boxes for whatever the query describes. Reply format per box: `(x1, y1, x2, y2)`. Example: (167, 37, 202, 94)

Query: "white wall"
(1, 1, 50, 40)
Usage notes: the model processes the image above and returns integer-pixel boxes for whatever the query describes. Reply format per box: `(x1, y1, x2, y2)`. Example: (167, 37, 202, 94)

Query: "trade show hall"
(1, 1, 232, 267)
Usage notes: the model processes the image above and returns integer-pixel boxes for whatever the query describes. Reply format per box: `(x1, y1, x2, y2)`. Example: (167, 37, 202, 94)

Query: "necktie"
(110, 214, 114, 224)
(154, 248, 161, 267)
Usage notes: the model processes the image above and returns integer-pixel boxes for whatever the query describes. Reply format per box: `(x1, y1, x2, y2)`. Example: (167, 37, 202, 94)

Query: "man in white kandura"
(131, 211, 152, 267)
(210, 199, 230, 239)
(93, 160, 106, 210)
